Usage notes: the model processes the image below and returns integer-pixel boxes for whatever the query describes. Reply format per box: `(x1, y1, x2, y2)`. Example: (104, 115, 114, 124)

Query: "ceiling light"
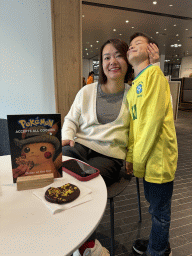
(164, 29, 167, 30)
(113, 29, 116, 31)
(82, 15, 85, 17)
(169, 5, 173, 7)
(96, 41, 99, 43)
(87, 53, 89, 55)
(174, 24, 176, 26)
(132, 27, 134, 29)
(119, 34, 122, 36)
(85, 48, 88, 50)
(126, 20, 129, 23)
(176, 34, 179, 36)
(153, 1, 157, 4)
(170, 44, 182, 47)
(178, 40, 180, 41)
(90, 45, 93, 47)
(156, 32, 159, 34)
(186, 29, 188, 30)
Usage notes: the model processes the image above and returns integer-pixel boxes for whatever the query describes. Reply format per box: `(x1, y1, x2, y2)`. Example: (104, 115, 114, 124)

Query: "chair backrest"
(0, 119, 11, 156)
(183, 78, 192, 103)
(169, 81, 181, 120)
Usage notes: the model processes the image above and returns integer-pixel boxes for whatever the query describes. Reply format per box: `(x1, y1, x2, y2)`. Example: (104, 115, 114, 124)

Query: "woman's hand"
(147, 43, 160, 64)
(62, 140, 75, 147)
(125, 161, 133, 175)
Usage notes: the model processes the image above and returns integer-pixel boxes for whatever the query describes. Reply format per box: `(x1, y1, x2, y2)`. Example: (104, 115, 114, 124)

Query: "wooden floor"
(96, 110, 192, 256)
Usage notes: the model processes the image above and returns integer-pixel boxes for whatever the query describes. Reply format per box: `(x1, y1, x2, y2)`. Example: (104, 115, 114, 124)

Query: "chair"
(107, 169, 142, 256)
(0, 118, 11, 156)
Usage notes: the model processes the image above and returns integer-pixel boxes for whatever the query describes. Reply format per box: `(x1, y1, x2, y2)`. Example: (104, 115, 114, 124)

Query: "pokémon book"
(7, 114, 62, 183)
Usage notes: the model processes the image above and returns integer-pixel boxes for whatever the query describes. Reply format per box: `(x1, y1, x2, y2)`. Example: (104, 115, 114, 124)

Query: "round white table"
(0, 155, 107, 256)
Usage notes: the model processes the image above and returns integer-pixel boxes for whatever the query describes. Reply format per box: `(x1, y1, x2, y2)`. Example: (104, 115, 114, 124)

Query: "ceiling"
(82, 0, 192, 65)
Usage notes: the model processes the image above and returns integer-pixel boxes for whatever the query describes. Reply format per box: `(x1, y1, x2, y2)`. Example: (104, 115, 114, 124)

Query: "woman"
(62, 38, 159, 256)
(62, 39, 131, 187)
(82, 76, 86, 86)
(86, 71, 94, 84)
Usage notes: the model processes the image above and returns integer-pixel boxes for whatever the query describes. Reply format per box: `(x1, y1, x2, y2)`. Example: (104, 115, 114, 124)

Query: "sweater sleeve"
(133, 70, 168, 177)
(126, 112, 134, 163)
(62, 90, 82, 141)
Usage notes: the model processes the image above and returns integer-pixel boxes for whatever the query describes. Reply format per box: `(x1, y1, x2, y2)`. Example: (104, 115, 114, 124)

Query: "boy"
(126, 32, 178, 256)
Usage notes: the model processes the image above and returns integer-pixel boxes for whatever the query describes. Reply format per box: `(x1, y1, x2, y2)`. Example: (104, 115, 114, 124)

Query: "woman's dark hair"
(129, 32, 158, 47)
(98, 39, 132, 84)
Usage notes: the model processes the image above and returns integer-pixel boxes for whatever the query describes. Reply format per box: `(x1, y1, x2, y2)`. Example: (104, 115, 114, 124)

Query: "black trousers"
(62, 142, 123, 187)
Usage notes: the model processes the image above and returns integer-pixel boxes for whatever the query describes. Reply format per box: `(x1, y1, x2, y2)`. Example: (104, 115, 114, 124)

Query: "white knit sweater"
(62, 82, 131, 160)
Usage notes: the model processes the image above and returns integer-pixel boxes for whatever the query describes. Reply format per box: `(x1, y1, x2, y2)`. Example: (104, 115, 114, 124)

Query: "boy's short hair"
(98, 39, 132, 84)
(129, 32, 158, 48)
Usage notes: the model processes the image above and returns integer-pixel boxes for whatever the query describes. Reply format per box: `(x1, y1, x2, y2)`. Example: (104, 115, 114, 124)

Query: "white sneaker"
(73, 249, 81, 256)
(83, 240, 110, 256)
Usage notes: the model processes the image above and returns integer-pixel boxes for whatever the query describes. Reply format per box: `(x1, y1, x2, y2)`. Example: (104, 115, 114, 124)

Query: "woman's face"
(102, 43, 128, 82)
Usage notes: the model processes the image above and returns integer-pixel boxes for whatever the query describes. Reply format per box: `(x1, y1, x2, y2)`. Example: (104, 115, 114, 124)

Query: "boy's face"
(127, 36, 149, 65)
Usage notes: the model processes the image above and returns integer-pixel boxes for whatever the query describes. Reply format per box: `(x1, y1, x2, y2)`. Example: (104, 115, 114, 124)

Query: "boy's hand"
(147, 43, 159, 64)
(13, 165, 29, 179)
(125, 161, 133, 175)
(62, 140, 75, 147)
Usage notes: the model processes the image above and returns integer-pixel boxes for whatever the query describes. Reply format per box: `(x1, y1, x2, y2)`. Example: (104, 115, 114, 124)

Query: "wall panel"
(52, 0, 82, 124)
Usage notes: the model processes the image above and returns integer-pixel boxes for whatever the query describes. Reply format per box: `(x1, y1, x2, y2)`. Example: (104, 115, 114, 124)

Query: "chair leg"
(136, 177, 142, 222)
(110, 197, 115, 256)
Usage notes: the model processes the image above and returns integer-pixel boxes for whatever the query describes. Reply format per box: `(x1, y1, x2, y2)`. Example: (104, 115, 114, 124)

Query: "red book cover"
(7, 114, 62, 183)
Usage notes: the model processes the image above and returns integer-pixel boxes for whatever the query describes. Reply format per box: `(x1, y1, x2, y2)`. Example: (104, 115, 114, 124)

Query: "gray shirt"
(96, 83, 124, 124)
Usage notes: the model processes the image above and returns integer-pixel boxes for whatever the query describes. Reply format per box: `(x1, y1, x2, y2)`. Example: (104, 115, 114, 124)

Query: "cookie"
(45, 183, 80, 204)
(15, 156, 34, 170)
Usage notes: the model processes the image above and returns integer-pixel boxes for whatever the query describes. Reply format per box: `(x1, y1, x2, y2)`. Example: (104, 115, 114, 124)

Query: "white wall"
(0, 0, 56, 119)
(83, 59, 90, 80)
(83, 59, 93, 81)
(160, 54, 165, 73)
(179, 56, 192, 78)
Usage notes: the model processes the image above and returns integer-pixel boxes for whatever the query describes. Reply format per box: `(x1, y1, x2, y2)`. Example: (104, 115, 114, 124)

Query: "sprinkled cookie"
(15, 156, 34, 170)
(45, 183, 80, 204)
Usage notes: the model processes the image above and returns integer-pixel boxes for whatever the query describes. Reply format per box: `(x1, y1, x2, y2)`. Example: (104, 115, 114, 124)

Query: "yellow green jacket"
(126, 65, 178, 184)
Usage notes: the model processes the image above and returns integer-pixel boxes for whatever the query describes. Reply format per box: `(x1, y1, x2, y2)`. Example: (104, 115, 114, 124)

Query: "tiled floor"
(96, 109, 192, 256)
